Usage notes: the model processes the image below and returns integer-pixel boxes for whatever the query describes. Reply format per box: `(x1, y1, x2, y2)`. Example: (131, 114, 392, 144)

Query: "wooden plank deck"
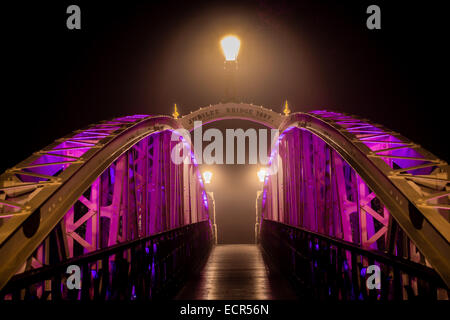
(175, 244, 298, 300)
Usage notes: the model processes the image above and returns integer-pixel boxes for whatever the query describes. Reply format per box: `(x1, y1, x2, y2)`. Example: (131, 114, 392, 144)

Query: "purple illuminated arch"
(0, 114, 211, 292)
(0, 105, 448, 296)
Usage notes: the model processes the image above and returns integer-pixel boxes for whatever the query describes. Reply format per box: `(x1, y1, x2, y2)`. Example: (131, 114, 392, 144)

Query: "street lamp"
(203, 171, 213, 184)
(220, 35, 240, 102)
(220, 35, 240, 61)
(257, 168, 267, 183)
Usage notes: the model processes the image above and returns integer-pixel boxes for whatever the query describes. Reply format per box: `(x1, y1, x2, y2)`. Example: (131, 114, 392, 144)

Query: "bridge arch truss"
(261, 110, 449, 298)
(0, 104, 448, 300)
(0, 115, 212, 298)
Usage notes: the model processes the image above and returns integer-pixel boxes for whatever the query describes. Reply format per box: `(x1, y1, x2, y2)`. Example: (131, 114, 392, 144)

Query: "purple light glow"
(310, 110, 436, 174)
(360, 267, 367, 277)
(262, 124, 393, 256)
(202, 191, 209, 208)
(45, 122, 211, 266)
(343, 261, 349, 271)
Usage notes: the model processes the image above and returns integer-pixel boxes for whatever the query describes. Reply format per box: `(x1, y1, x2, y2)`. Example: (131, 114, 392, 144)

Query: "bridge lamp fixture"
(220, 35, 240, 61)
(257, 168, 268, 183)
(220, 35, 240, 103)
(203, 171, 213, 184)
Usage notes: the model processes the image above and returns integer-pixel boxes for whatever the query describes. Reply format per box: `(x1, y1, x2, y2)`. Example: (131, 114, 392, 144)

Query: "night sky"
(2, 1, 448, 243)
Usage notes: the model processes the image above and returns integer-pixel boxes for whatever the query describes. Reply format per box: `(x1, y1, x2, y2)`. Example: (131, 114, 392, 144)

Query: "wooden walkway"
(175, 244, 298, 300)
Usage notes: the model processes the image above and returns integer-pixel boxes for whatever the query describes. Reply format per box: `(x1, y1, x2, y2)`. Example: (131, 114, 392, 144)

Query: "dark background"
(2, 0, 448, 243)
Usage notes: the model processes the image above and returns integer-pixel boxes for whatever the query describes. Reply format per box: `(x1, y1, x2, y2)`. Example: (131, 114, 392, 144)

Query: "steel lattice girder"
(0, 105, 449, 292)
(0, 115, 189, 290)
(276, 111, 449, 288)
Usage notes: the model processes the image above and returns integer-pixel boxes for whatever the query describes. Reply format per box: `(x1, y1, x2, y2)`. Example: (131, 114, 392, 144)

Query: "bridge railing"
(0, 221, 212, 300)
(261, 219, 448, 300)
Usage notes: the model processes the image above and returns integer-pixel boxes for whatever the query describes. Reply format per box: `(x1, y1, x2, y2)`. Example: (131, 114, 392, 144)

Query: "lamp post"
(203, 171, 218, 244)
(220, 35, 240, 102)
(255, 168, 267, 243)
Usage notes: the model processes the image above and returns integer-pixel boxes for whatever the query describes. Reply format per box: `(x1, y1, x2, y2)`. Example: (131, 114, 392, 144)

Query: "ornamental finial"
(172, 103, 180, 119)
(283, 100, 291, 115)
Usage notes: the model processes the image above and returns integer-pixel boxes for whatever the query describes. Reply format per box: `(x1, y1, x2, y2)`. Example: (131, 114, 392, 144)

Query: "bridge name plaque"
(179, 103, 285, 130)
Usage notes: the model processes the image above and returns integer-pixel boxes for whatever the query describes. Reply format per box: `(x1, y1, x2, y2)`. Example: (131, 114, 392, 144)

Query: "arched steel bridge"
(0, 103, 448, 300)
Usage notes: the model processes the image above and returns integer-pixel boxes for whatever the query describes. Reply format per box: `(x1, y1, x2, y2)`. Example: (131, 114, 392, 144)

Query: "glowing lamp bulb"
(257, 168, 267, 183)
(203, 171, 213, 184)
(220, 35, 240, 61)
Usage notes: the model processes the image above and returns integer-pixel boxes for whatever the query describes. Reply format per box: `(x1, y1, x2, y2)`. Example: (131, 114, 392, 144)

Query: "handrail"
(1, 221, 212, 299)
(261, 219, 448, 300)
(262, 219, 445, 287)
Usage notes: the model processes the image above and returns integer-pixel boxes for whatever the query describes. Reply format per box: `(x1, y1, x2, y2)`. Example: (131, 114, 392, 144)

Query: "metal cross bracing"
(0, 105, 449, 300)
(261, 110, 449, 299)
(261, 220, 446, 300)
(265, 127, 394, 250)
(0, 115, 212, 298)
(1, 221, 212, 300)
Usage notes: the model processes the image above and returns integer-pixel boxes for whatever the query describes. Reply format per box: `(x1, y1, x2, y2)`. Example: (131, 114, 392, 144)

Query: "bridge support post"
(207, 192, 217, 244)
(255, 190, 263, 243)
